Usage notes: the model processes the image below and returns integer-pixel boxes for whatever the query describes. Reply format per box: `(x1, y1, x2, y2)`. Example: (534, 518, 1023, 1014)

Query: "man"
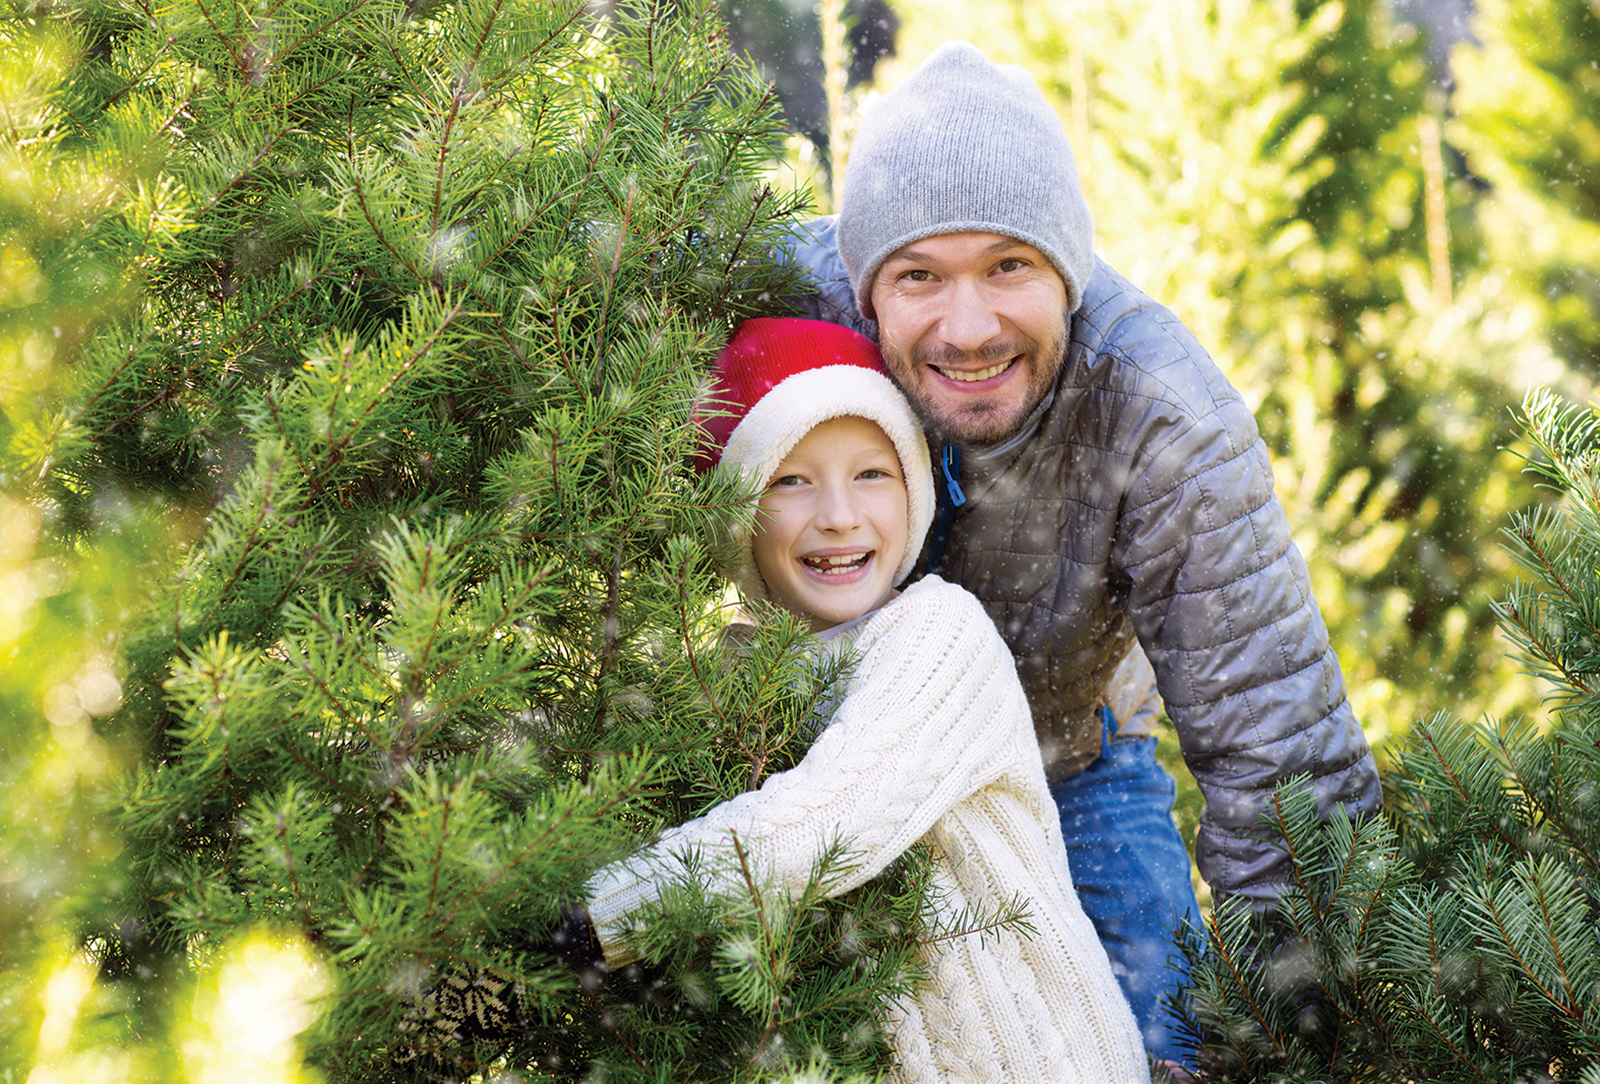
(786, 41, 1381, 1063)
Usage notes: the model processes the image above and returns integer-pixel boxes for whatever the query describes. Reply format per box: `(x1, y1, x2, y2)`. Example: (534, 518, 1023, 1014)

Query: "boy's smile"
(751, 415, 910, 631)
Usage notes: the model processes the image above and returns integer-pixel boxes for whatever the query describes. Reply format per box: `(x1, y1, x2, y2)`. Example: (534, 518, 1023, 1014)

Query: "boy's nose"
(812, 483, 862, 532)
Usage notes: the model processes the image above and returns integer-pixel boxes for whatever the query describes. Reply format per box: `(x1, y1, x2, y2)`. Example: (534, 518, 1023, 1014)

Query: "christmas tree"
(1174, 388, 1600, 1082)
(1, 0, 938, 1079)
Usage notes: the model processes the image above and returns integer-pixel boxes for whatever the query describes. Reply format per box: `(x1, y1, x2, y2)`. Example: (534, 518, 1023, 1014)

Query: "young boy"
(581, 318, 1151, 1083)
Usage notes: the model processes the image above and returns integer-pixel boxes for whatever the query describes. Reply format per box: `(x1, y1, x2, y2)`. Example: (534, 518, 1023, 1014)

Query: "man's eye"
(997, 258, 1024, 273)
(902, 269, 933, 282)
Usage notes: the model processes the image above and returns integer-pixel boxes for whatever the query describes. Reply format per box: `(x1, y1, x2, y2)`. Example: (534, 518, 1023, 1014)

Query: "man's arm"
(1114, 379, 1380, 910)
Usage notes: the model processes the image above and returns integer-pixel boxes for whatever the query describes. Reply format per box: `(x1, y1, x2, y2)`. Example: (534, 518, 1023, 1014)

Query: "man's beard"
(881, 318, 1068, 444)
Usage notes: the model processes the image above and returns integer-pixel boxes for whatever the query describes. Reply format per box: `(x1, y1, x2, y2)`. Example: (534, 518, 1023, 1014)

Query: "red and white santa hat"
(698, 317, 935, 605)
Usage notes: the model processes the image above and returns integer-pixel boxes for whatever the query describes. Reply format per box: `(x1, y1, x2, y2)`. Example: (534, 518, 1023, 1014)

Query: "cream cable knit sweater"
(585, 577, 1151, 1083)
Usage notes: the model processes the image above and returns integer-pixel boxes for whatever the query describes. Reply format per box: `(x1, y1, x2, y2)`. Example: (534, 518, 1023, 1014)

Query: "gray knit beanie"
(837, 41, 1095, 320)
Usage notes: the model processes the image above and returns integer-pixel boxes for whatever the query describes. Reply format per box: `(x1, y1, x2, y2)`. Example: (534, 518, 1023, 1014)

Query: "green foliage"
(1174, 391, 1600, 1081)
(0, 0, 942, 1079)
(541, 836, 932, 1081)
(0, 17, 179, 1082)
(1450, 0, 1600, 380)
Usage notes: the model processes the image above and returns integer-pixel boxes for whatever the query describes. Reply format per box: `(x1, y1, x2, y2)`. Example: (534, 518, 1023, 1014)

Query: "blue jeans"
(1049, 710, 1200, 1067)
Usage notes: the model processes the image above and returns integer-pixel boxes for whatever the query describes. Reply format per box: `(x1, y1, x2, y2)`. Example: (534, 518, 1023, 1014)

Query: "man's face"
(869, 232, 1069, 443)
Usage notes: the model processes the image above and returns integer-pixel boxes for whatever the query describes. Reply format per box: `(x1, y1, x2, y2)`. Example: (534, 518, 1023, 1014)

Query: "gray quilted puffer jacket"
(787, 218, 1381, 906)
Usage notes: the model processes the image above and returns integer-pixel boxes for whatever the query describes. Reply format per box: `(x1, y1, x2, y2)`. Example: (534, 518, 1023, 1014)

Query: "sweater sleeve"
(584, 580, 1031, 962)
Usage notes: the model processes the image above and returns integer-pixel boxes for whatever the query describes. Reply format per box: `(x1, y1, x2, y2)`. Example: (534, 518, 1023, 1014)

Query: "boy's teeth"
(937, 358, 1014, 383)
(805, 552, 868, 573)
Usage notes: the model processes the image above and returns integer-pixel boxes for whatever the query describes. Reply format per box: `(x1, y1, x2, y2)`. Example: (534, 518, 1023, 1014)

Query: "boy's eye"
(859, 468, 888, 480)
(771, 475, 803, 488)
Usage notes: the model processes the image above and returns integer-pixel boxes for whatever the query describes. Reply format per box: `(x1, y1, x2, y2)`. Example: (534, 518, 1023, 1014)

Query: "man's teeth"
(937, 358, 1014, 383)
(804, 553, 869, 574)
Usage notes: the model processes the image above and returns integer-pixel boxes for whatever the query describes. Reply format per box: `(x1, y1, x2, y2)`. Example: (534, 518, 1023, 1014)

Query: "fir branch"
(421, 786, 453, 922)
(85, 35, 177, 120)
(471, 109, 618, 275)
(1546, 734, 1600, 877)
(592, 523, 626, 697)
(266, 0, 381, 71)
(269, 794, 315, 933)
(280, 603, 386, 745)
(191, 63, 352, 219)
(346, 118, 425, 282)
(429, 0, 510, 233)
(1202, 903, 1288, 1060)
(378, 26, 429, 103)
(1504, 602, 1600, 697)
(588, 163, 636, 395)
(476, 1, 589, 91)
(277, 733, 369, 807)
(209, 443, 291, 612)
(728, 829, 771, 944)
(262, 389, 317, 483)
(72, 321, 160, 429)
(1469, 853, 1585, 1016)
(438, 761, 658, 933)
(1411, 718, 1526, 855)
(204, 260, 342, 366)
(1405, 991, 1501, 1084)
(915, 895, 1036, 950)
(672, 549, 730, 736)
(1499, 722, 1600, 877)
(717, 181, 773, 304)
(306, 295, 469, 493)
(462, 279, 532, 371)
(189, 0, 250, 80)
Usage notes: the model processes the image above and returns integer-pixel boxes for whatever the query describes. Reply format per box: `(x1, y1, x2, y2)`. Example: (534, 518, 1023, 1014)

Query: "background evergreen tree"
(0, 22, 177, 1081)
(1448, 0, 1600, 382)
(1172, 387, 1600, 1082)
(1, 0, 934, 1079)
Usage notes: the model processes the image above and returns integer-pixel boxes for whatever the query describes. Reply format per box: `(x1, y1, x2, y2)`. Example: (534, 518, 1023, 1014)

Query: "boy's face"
(752, 415, 909, 631)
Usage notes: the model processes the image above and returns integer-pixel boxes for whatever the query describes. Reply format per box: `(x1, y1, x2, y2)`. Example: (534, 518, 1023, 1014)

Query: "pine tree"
(1171, 388, 1600, 1082)
(1, 0, 937, 1079)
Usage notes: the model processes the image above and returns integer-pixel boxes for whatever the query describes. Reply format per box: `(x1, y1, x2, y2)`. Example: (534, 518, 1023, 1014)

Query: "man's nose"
(938, 278, 1001, 353)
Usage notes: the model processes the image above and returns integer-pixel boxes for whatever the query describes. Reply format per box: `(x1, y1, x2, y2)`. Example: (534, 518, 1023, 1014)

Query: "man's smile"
(931, 357, 1018, 384)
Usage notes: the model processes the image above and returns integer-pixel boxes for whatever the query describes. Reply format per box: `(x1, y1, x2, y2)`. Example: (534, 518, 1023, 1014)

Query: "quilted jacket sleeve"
(778, 216, 878, 337)
(583, 581, 1033, 963)
(1101, 308, 1381, 908)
